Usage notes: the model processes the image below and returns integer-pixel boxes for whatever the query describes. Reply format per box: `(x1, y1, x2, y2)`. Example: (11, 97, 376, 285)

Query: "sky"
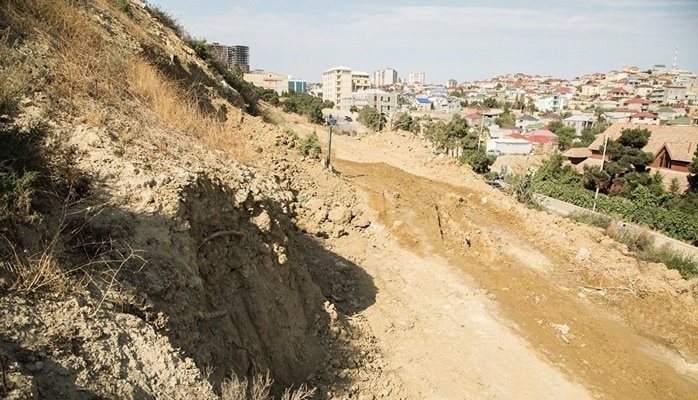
(154, 0, 698, 84)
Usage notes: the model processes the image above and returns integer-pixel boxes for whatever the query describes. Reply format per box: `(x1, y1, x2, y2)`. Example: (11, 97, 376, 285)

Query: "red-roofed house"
(630, 112, 659, 125)
(624, 97, 650, 112)
(609, 87, 629, 101)
(511, 128, 558, 151)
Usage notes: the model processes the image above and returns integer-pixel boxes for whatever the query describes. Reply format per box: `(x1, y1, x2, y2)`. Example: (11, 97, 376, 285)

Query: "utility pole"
(326, 115, 336, 169)
(592, 131, 609, 212)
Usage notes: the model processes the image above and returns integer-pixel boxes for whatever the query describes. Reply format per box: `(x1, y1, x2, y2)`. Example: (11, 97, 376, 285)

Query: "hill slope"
(1, 1, 697, 400)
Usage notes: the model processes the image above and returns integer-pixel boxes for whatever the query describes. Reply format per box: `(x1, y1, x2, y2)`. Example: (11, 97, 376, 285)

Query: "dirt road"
(304, 128, 698, 399)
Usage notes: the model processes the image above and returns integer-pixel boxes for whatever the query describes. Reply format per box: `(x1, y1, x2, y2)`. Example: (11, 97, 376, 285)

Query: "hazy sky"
(154, 0, 698, 84)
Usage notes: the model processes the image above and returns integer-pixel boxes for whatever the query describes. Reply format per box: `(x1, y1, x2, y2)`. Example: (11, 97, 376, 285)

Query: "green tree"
(688, 145, 698, 192)
(281, 91, 326, 124)
(547, 120, 576, 151)
(393, 113, 421, 133)
(494, 110, 515, 127)
(358, 107, 387, 131)
(483, 97, 499, 108)
(460, 150, 496, 174)
(602, 128, 654, 194)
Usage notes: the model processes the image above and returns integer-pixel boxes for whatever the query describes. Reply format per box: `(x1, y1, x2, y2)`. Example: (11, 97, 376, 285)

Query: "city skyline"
(155, 0, 698, 83)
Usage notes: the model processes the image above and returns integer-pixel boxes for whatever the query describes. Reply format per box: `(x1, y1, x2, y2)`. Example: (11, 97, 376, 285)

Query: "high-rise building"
(373, 68, 398, 87)
(409, 72, 426, 85)
(323, 66, 353, 110)
(210, 43, 250, 72)
(228, 45, 250, 73)
(211, 43, 229, 65)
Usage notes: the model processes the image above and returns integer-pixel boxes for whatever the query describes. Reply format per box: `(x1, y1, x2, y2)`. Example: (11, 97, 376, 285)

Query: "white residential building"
(409, 72, 426, 85)
(486, 138, 533, 155)
(534, 94, 565, 112)
(374, 68, 398, 87)
(352, 89, 397, 115)
(323, 66, 353, 111)
(563, 113, 595, 136)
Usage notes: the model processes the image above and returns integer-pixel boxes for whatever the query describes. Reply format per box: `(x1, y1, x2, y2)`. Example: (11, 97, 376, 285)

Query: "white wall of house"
(352, 89, 397, 115)
(534, 94, 565, 112)
(486, 138, 533, 155)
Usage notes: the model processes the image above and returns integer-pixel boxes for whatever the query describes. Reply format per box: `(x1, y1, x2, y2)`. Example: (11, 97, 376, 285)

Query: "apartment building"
(211, 43, 250, 72)
(323, 66, 353, 110)
(352, 71, 371, 92)
(352, 89, 397, 115)
(409, 72, 426, 85)
(374, 68, 398, 87)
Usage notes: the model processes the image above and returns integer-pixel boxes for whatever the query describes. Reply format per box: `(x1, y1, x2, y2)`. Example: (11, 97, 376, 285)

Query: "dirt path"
(282, 124, 698, 399)
(274, 114, 698, 398)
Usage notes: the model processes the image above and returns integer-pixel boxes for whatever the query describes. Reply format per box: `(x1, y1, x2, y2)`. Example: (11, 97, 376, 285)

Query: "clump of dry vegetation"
(221, 372, 315, 400)
(570, 212, 698, 279)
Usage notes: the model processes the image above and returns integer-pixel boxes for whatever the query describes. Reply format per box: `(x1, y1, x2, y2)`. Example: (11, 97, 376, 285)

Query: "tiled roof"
(588, 124, 698, 158)
(562, 147, 592, 158)
(664, 142, 696, 162)
(631, 112, 657, 118)
(624, 98, 650, 104)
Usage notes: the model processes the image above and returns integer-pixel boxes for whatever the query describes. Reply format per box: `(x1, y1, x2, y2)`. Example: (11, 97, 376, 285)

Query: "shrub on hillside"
(568, 211, 612, 229)
(144, 3, 184, 37)
(459, 150, 495, 174)
(299, 131, 321, 159)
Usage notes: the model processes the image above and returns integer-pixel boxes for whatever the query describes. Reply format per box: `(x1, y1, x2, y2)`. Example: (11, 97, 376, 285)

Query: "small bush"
(115, 0, 132, 16)
(569, 211, 612, 229)
(641, 246, 698, 279)
(299, 131, 321, 159)
(608, 224, 654, 252)
(0, 122, 50, 220)
(459, 150, 495, 174)
(505, 173, 534, 204)
(0, 94, 20, 116)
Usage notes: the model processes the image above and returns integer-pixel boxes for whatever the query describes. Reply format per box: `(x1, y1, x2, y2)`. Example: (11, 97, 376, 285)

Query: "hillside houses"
(563, 124, 698, 190)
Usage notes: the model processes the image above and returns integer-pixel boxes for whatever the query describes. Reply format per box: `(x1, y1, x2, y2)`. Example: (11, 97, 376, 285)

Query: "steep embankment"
(0, 1, 394, 399)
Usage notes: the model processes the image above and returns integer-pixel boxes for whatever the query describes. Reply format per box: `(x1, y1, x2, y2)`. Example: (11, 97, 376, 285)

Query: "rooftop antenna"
(672, 46, 679, 73)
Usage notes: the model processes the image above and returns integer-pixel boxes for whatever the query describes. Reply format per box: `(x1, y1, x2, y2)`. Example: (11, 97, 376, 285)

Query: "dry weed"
(1, 0, 127, 101)
(220, 371, 315, 400)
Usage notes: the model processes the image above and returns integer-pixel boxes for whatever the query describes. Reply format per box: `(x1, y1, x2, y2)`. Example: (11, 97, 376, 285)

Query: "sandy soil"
(291, 125, 698, 399)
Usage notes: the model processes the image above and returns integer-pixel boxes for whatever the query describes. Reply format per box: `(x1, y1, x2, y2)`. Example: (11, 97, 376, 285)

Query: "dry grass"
(220, 372, 315, 400)
(1, 0, 251, 163)
(1, 0, 128, 101)
(126, 58, 249, 162)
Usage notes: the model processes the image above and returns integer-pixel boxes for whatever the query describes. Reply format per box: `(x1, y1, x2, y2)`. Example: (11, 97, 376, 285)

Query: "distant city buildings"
(409, 72, 425, 85)
(374, 68, 398, 87)
(211, 43, 249, 72)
